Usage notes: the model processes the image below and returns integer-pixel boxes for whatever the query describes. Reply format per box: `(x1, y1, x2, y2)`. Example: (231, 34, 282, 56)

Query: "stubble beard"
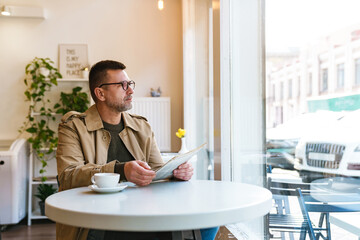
(107, 99, 132, 113)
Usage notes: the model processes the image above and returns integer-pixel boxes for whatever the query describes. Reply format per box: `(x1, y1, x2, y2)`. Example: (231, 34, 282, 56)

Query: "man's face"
(101, 69, 134, 112)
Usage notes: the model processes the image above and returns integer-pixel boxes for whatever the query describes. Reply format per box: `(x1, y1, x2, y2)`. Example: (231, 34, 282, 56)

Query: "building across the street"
(267, 24, 360, 128)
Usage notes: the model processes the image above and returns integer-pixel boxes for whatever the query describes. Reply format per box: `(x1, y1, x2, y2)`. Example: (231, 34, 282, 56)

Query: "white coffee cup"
(91, 173, 120, 188)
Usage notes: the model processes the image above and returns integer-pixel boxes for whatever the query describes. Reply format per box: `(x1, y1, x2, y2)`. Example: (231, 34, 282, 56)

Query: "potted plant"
(35, 183, 57, 215)
(54, 86, 90, 115)
(19, 57, 62, 183)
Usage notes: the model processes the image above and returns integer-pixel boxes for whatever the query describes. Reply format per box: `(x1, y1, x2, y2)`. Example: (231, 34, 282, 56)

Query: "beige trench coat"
(55, 104, 164, 240)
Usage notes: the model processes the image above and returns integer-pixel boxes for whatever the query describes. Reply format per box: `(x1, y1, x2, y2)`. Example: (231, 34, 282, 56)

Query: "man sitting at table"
(56, 60, 219, 240)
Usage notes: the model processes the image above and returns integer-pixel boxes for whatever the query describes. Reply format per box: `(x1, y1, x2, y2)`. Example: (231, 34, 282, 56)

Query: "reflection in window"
(321, 68, 328, 92)
(288, 79, 292, 99)
(308, 73, 312, 96)
(355, 58, 360, 86)
(337, 63, 345, 89)
(297, 76, 301, 97)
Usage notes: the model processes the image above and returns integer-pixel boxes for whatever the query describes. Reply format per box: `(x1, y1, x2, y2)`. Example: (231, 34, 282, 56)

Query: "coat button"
(102, 136, 107, 141)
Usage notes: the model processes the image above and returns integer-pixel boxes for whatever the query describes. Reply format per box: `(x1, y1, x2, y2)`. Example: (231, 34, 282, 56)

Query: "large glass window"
(297, 76, 301, 98)
(337, 63, 345, 89)
(288, 79, 292, 99)
(308, 72, 312, 96)
(321, 68, 328, 92)
(355, 58, 360, 86)
(266, 1, 360, 239)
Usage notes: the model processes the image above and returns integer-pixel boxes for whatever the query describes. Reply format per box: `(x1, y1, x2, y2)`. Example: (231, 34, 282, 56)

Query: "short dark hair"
(89, 60, 126, 102)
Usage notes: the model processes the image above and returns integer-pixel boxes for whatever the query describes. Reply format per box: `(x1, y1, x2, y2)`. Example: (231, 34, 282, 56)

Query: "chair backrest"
(268, 177, 332, 215)
(267, 177, 319, 240)
(268, 177, 315, 215)
(268, 177, 331, 195)
(268, 177, 317, 196)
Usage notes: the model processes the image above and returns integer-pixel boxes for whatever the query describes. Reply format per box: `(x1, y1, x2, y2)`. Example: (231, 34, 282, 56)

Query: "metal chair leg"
(325, 213, 331, 240)
(193, 229, 202, 240)
(300, 229, 307, 240)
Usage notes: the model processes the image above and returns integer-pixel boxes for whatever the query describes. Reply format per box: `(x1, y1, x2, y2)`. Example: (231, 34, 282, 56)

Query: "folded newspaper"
(153, 143, 206, 181)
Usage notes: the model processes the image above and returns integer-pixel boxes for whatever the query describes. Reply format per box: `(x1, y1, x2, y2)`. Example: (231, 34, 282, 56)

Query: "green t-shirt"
(102, 119, 134, 181)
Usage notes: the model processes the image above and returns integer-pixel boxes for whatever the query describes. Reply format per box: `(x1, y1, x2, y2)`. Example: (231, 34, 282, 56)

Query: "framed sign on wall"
(59, 44, 88, 79)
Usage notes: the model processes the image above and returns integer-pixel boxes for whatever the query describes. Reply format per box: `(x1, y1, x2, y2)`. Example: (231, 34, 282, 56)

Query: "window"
(280, 82, 284, 100)
(308, 73, 312, 96)
(272, 84, 275, 101)
(355, 58, 360, 86)
(337, 63, 345, 89)
(297, 76, 301, 97)
(288, 79, 292, 99)
(321, 68, 328, 92)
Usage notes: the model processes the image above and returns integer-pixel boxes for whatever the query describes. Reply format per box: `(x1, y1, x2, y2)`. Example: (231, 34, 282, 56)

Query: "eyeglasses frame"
(98, 80, 136, 91)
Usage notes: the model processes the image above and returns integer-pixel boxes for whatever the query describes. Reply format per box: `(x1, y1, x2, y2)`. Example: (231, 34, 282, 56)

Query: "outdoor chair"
(267, 177, 330, 240)
(297, 186, 360, 240)
(268, 177, 360, 240)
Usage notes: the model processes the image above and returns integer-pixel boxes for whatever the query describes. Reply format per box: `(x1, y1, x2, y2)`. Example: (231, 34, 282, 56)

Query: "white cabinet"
(27, 78, 92, 225)
(0, 139, 29, 225)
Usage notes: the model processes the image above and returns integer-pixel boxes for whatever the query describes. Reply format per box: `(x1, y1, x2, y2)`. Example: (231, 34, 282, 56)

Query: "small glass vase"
(178, 137, 188, 154)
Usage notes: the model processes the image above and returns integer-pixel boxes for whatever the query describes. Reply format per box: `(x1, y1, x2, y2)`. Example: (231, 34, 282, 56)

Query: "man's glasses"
(98, 80, 136, 91)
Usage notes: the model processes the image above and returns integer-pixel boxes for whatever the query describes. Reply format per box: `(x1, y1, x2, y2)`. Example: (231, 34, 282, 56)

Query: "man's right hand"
(124, 160, 156, 186)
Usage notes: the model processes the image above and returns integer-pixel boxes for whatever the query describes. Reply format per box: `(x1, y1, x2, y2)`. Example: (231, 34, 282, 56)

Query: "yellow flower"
(175, 128, 186, 138)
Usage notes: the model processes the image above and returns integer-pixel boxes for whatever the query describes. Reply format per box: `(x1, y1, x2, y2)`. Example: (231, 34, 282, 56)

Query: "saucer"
(88, 184, 127, 193)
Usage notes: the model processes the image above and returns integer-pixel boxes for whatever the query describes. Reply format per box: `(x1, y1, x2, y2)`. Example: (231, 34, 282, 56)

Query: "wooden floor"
(1, 219, 56, 240)
(1, 219, 236, 240)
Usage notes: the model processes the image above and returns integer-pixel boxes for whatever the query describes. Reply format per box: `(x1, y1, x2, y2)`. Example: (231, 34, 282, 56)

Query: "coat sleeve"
(56, 121, 116, 191)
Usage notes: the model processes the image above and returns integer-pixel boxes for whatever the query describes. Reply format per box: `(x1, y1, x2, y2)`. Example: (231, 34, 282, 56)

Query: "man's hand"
(124, 160, 156, 186)
(173, 162, 193, 181)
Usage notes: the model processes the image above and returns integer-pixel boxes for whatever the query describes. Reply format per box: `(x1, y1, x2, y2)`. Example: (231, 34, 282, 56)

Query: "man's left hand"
(173, 162, 193, 181)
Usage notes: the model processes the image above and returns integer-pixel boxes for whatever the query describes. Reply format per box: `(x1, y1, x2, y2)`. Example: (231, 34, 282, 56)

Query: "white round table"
(311, 177, 360, 202)
(46, 180, 272, 232)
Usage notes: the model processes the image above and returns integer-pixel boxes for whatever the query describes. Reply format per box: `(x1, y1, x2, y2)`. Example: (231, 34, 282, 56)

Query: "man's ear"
(94, 88, 105, 102)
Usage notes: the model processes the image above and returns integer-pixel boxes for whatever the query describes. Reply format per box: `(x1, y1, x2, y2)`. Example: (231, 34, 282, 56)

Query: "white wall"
(0, 0, 183, 151)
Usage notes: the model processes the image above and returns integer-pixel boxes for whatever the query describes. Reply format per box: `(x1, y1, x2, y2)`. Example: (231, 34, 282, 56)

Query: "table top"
(45, 180, 272, 231)
(310, 177, 360, 202)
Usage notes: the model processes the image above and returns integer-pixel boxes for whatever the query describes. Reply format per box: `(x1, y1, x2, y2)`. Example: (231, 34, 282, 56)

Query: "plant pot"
(39, 201, 45, 216)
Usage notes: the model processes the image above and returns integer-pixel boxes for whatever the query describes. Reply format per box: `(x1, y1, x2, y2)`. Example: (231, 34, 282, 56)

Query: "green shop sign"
(308, 94, 360, 112)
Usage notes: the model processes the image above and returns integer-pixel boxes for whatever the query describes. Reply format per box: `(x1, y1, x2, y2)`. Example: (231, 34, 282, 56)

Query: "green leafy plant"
(35, 183, 57, 215)
(19, 57, 62, 183)
(54, 86, 90, 115)
(35, 184, 57, 202)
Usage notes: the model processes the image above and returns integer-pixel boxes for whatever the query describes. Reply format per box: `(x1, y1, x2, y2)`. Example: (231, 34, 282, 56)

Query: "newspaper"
(153, 143, 206, 181)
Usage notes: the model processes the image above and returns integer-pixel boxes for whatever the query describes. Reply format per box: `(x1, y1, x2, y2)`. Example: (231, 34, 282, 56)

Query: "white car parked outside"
(266, 110, 344, 169)
(295, 109, 360, 180)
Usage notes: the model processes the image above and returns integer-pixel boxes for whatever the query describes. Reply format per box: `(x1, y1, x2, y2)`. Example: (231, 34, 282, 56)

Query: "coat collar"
(84, 104, 140, 132)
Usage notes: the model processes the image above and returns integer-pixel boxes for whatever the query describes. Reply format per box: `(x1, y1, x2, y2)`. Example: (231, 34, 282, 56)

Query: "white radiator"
(128, 97, 171, 152)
